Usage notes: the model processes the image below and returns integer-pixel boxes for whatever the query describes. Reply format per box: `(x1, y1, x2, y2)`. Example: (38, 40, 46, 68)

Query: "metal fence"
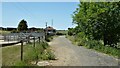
(1, 32, 46, 61)
(1, 32, 45, 47)
(3, 32, 45, 41)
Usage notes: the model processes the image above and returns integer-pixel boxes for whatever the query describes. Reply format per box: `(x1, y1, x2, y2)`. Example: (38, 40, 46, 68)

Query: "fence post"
(26, 37, 28, 43)
(8, 36, 9, 42)
(4, 35, 6, 41)
(21, 40, 23, 61)
(38, 37, 40, 44)
(14, 36, 15, 41)
(28, 36, 30, 43)
(33, 37, 35, 47)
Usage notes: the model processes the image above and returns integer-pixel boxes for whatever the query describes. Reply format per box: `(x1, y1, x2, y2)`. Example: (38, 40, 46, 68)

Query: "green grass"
(0, 30, 11, 35)
(93, 45, 119, 57)
(40, 49, 55, 60)
(66, 35, 78, 45)
(2, 45, 22, 66)
(2, 41, 55, 66)
(67, 35, 119, 58)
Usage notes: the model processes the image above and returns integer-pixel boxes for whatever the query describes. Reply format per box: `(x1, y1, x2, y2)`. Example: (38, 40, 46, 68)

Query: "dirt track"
(48, 36, 119, 66)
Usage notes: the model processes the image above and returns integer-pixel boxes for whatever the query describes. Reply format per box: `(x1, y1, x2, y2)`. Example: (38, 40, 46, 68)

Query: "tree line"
(68, 2, 120, 48)
(8, 19, 43, 32)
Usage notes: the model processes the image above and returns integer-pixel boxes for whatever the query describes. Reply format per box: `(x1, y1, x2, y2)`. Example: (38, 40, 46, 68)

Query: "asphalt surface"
(48, 36, 119, 66)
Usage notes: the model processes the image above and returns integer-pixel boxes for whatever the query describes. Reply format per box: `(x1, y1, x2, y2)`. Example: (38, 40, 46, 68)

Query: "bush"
(40, 49, 55, 60)
(40, 42, 49, 49)
(56, 32, 65, 35)
(69, 32, 119, 57)
(11, 30, 19, 33)
(25, 42, 55, 62)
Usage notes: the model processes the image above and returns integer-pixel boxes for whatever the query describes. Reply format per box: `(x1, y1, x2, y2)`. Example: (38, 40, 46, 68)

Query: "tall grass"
(67, 34, 119, 58)
(2, 41, 55, 66)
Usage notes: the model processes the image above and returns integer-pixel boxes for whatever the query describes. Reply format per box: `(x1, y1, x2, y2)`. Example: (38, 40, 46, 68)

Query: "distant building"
(28, 27, 37, 32)
(44, 26, 56, 35)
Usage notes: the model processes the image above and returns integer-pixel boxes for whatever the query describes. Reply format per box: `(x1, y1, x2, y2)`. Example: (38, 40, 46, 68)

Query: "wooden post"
(4, 35, 6, 41)
(26, 37, 28, 43)
(14, 36, 15, 41)
(38, 37, 40, 43)
(21, 40, 23, 61)
(28, 36, 30, 43)
(10, 36, 11, 41)
(8, 36, 9, 42)
(33, 37, 35, 47)
(42, 36, 44, 41)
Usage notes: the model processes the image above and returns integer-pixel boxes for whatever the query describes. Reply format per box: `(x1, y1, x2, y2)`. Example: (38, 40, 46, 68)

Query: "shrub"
(40, 50, 55, 60)
(41, 42, 49, 49)
(70, 33, 119, 57)
(56, 32, 65, 35)
(23, 42, 45, 62)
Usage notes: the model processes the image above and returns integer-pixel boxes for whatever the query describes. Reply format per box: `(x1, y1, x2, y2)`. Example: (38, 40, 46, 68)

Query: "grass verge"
(0, 30, 11, 35)
(2, 41, 55, 66)
(66, 35, 119, 58)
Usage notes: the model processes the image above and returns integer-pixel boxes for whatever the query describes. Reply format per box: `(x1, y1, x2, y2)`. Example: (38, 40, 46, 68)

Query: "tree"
(72, 1, 120, 47)
(68, 28, 74, 36)
(17, 19, 28, 31)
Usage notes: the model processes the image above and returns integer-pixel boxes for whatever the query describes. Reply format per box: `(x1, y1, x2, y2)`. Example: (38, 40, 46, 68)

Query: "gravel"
(48, 36, 119, 66)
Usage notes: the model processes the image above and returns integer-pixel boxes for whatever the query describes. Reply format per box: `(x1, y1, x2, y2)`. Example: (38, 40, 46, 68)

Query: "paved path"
(48, 36, 119, 66)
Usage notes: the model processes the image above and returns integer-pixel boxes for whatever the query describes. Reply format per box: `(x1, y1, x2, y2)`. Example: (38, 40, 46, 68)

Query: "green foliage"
(15, 61, 27, 66)
(56, 30, 67, 35)
(72, 2, 120, 47)
(17, 19, 28, 31)
(70, 34, 119, 57)
(45, 36, 53, 42)
(68, 1, 120, 58)
(40, 41, 49, 49)
(68, 28, 74, 36)
(40, 49, 55, 60)
(0, 30, 11, 35)
(2, 41, 55, 66)
(24, 42, 50, 62)
(11, 29, 19, 33)
(56, 32, 65, 35)
(24, 46, 38, 62)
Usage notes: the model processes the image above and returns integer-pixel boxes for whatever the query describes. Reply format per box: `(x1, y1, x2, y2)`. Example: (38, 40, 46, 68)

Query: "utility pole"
(45, 22, 47, 40)
(51, 19, 53, 27)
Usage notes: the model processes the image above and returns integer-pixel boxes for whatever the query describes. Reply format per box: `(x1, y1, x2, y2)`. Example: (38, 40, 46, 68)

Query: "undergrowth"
(67, 35, 119, 58)
(2, 41, 55, 66)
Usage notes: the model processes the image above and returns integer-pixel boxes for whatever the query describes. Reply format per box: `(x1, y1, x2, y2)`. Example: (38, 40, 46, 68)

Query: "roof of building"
(45, 26, 55, 30)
